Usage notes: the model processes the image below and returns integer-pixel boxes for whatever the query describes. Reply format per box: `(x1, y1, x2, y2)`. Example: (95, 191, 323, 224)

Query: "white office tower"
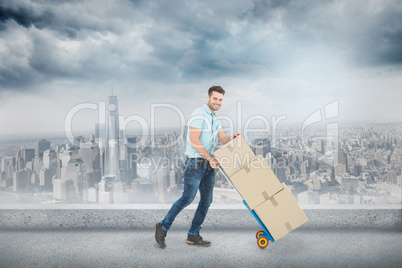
(53, 178, 74, 201)
(53, 179, 66, 200)
(39, 168, 53, 189)
(1, 158, 9, 175)
(169, 168, 176, 188)
(113, 181, 129, 204)
(98, 176, 114, 204)
(158, 168, 169, 203)
(266, 153, 274, 170)
(104, 95, 120, 177)
(87, 187, 98, 203)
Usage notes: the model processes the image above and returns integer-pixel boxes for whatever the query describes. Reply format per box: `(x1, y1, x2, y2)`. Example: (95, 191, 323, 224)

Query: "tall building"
(37, 139, 51, 158)
(98, 176, 114, 204)
(53, 178, 74, 201)
(13, 169, 30, 192)
(22, 148, 35, 163)
(16, 149, 23, 171)
(113, 181, 129, 204)
(62, 158, 85, 195)
(158, 168, 169, 203)
(95, 124, 106, 143)
(39, 168, 53, 190)
(254, 138, 271, 157)
(43, 150, 57, 170)
(89, 134, 96, 143)
(266, 152, 274, 170)
(1, 158, 10, 177)
(301, 161, 308, 175)
(79, 144, 101, 173)
(275, 157, 287, 183)
(16, 148, 35, 171)
(126, 136, 138, 183)
(104, 95, 120, 177)
(119, 129, 127, 179)
(318, 139, 325, 154)
(169, 168, 176, 187)
(4, 157, 15, 179)
(59, 145, 80, 177)
(32, 157, 42, 174)
(353, 164, 362, 177)
(53, 179, 66, 200)
(87, 187, 98, 203)
(183, 124, 188, 145)
(335, 150, 348, 176)
(31, 172, 39, 185)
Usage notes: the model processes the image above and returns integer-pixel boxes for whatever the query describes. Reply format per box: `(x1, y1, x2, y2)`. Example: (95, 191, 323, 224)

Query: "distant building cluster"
(0, 95, 186, 204)
(256, 124, 401, 205)
(0, 96, 401, 206)
(213, 124, 401, 205)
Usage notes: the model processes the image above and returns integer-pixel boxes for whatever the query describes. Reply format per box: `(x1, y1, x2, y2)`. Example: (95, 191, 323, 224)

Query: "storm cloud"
(0, 0, 401, 134)
(1, 0, 401, 91)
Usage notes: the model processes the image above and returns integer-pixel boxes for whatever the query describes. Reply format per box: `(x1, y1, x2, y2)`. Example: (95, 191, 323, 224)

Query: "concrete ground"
(0, 227, 401, 268)
(1, 205, 401, 267)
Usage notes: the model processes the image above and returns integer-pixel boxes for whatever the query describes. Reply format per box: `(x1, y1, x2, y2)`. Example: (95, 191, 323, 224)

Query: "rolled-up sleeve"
(188, 113, 205, 130)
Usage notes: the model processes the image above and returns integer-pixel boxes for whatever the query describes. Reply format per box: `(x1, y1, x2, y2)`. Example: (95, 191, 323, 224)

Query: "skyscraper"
(254, 138, 271, 157)
(79, 144, 101, 173)
(335, 150, 348, 176)
(158, 168, 169, 203)
(1, 158, 9, 176)
(23, 148, 35, 160)
(13, 169, 30, 192)
(275, 157, 287, 183)
(169, 168, 176, 187)
(95, 124, 105, 145)
(126, 136, 137, 183)
(43, 149, 57, 170)
(37, 139, 51, 158)
(104, 95, 120, 177)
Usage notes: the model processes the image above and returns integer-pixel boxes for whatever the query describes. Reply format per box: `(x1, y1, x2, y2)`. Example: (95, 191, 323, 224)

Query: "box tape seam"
(285, 222, 293, 232)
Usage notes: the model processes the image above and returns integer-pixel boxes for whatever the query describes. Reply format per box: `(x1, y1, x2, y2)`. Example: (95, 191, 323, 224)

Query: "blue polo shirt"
(185, 103, 222, 158)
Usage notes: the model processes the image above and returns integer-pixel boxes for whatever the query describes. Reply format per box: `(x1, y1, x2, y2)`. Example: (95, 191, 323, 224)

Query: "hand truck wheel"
(256, 230, 265, 239)
(257, 236, 269, 249)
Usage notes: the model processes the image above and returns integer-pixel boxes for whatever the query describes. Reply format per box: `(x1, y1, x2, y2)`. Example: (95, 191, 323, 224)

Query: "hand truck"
(217, 165, 274, 249)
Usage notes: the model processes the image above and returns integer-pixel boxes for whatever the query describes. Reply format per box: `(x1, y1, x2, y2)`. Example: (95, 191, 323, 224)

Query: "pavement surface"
(1, 206, 401, 267)
(1, 208, 401, 230)
(0, 227, 401, 268)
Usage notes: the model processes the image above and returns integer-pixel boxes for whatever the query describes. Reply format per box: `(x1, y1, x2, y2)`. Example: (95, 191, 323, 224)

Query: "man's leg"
(160, 164, 204, 231)
(187, 165, 214, 246)
(155, 160, 204, 248)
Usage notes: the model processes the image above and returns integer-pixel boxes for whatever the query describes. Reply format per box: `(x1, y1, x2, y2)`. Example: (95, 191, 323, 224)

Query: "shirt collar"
(203, 103, 214, 115)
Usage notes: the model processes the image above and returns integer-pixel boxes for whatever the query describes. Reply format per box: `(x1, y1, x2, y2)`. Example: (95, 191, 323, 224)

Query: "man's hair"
(208, 86, 225, 96)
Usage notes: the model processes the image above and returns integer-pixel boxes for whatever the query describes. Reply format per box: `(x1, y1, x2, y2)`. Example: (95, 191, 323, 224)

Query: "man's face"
(207, 91, 223, 112)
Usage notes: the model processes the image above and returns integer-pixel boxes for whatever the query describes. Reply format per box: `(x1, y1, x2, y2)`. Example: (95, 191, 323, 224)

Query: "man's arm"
(218, 129, 241, 145)
(189, 126, 220, 168)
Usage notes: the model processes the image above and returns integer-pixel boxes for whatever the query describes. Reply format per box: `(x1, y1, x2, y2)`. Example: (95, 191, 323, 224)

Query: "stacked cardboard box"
(214, 135, 308, 241)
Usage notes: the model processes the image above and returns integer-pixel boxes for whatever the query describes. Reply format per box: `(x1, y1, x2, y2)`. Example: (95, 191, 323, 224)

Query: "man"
(154, 86, 241, 248)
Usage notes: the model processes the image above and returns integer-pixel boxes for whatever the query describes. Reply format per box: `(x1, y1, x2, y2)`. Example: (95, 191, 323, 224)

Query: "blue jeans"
(161, 158, 215, 235)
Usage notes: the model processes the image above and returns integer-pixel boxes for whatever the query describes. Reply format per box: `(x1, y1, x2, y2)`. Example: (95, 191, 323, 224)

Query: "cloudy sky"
(0, 0, 401, 137)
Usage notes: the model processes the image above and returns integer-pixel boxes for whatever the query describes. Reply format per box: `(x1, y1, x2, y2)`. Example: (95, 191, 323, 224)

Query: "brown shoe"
(154, 222, 167, 248)
(186, 234, 211, 247)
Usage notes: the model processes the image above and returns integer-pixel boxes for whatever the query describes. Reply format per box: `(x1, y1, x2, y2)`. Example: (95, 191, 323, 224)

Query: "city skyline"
(0, 107, 400, 206)
(1, 0, 402, 135)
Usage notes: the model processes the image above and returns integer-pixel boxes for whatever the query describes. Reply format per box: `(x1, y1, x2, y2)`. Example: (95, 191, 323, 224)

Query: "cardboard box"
(214, 136, 308, 241)
(213, 135, 255, 177)
(229, 155, 283, 209)
(254, 183, 309, 241)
